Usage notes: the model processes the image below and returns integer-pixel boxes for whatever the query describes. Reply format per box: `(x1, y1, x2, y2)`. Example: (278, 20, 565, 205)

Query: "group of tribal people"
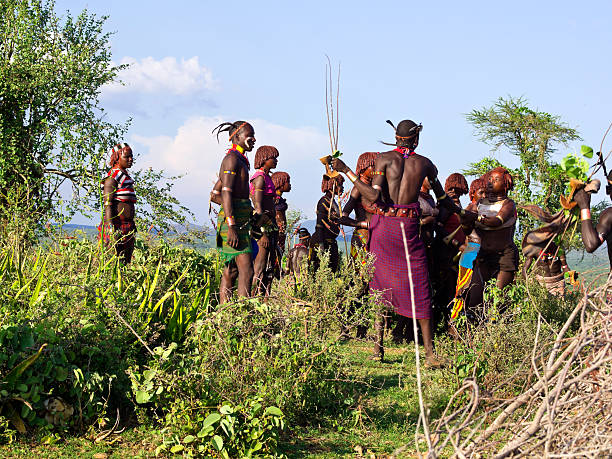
(99, 117, 612, 368)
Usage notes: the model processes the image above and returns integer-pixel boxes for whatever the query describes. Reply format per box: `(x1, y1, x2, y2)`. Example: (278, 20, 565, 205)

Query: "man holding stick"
(574, 170, 612, 269)
(332, 119, 475, 366)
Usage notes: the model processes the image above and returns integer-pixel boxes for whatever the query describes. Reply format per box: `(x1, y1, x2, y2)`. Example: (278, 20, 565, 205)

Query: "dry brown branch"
(427, 276, 612, 458)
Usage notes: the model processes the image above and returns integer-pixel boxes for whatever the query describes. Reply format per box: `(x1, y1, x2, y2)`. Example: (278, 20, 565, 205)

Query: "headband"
(229, 122, 248, 140)
(109, 142, 131, 156)
(395, 124, 423, 139)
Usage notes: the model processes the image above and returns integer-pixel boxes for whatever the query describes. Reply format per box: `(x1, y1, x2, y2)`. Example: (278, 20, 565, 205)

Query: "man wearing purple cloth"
(332, 119, 475, 367)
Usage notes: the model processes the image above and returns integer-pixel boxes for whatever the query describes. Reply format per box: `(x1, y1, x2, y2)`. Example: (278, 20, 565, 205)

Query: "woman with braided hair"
(430, 173, 470, 329)
(250, 145, 280, 296)
(212, 120, 257, 302)
(339, 152, 378, 253)
(310, 174, 344, 273)
(98, 143, 137, 263)
(337, 152, 378, 340)
(271, 171, 291, 253)
(449, 177, 486, 321)
(464, 167, 518, 321)
(444, 173, 469, 206)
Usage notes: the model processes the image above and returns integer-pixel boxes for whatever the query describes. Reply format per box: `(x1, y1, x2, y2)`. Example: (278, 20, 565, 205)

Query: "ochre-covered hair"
(356, 152, 378, 176)
(484, 166, 514, 192)
(271, 171, 290, 190)
(108, 143, 131, 167)
(469, 177, 486, 202)
(212, 120, 252, 142)
(445, 173, 469, 195)
(321, 174, 344, 193)
(254, 146, 279, 169)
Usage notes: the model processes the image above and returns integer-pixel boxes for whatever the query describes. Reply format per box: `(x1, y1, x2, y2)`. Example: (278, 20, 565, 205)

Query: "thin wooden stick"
(588, 120, 612, 180)
(400, 222, 433, 454)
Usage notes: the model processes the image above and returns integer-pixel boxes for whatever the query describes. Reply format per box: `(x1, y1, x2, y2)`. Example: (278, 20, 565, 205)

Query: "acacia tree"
(466, 96, 580, 211)
(463, 97, 608, 250)
(0, 0, 190, 235)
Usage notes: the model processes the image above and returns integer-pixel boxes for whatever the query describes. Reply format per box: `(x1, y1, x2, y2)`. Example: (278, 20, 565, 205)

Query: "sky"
(55, 0, 612, 224)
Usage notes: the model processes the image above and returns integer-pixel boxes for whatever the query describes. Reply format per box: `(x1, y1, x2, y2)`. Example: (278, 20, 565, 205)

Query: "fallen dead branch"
(429, 277, 612, 458)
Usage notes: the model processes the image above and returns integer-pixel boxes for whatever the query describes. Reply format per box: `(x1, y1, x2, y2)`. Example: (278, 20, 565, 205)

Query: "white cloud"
(131, 116, 329, 223)
(104, 56, 215, 95)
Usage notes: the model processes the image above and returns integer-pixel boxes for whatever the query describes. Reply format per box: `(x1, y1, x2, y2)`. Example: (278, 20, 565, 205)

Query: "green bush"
(119, 250, 381, 456)
(439, 277, 579, 398)
(0, 236, 217, 438)
(0, 234, 381, 456)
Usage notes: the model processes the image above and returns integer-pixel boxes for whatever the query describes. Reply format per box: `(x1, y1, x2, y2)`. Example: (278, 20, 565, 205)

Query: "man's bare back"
(375, 150, 439, 205)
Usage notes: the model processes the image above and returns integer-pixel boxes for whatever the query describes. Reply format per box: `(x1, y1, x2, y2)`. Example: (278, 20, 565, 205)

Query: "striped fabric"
(450, 242, 481, 320)
(97, 219, 136, 244)
(369, 203, 432, 319)
(102, 168, 137, 203)
(216, 199, 253, 264)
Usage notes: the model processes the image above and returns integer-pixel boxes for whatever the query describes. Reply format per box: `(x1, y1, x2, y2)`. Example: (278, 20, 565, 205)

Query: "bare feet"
(425, 355, 447, 369)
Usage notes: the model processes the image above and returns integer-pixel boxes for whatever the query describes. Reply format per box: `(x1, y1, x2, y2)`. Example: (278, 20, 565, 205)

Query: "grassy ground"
(0, 337, 454, 458)
(1, 238, 606, 459)
(282, 337, 454, 458)
(0, 427, 159, 458)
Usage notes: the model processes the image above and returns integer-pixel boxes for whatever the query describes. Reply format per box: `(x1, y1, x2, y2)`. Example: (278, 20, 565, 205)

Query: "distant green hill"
(566, 248, 609, 285)
(61, 223, 611, 283)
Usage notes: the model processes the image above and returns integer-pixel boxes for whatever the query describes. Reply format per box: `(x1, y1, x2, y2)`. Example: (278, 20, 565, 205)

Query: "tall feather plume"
(325, 55, 340, 153)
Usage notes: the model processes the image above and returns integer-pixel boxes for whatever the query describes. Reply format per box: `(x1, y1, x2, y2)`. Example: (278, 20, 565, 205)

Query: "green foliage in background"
(0, 0, 192, 236)
(466, 95, 580, 208)
(0, 0, 125, 224)
(462, 96, 610, 250)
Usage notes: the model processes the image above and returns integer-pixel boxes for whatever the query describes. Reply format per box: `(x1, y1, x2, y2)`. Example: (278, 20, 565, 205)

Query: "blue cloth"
(459, 242, 480, 269)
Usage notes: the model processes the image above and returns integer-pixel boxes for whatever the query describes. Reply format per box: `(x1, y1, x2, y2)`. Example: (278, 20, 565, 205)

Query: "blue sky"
(56, 0, 612, 223)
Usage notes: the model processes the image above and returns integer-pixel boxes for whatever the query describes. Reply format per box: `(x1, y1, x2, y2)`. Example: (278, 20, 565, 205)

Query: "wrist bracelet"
(347, 171, 358, 183)
(211, 190, 221, 195)
(226, 216, 236, 226)
(580, 208, 591, 221)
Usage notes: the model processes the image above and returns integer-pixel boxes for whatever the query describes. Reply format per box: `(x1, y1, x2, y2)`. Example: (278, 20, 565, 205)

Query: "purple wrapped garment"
(369, 203, 431, 319)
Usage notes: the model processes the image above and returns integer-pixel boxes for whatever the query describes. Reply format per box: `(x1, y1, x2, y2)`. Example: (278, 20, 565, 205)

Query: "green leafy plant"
(0, 344, 46, 435)
(560, 145, 593, 184)
(156, 400, 285, 458)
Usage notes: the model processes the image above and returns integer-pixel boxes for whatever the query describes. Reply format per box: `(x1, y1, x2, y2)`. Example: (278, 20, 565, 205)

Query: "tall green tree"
(0, 0, 190, 234)
(463, 97, 607, 250)
(466, 96, 580, 211)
